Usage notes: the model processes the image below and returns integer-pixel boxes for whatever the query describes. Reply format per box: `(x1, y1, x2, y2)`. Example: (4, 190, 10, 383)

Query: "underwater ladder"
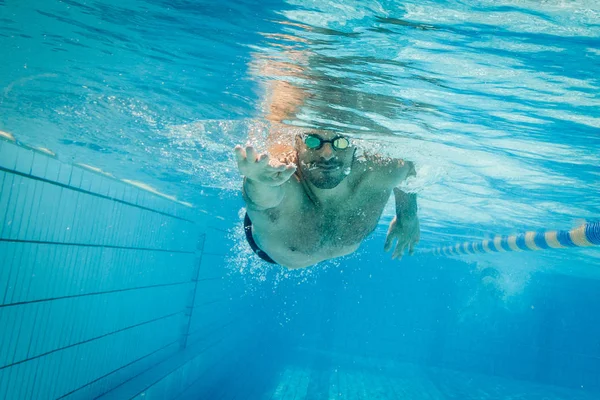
(423, 221, 600, 257)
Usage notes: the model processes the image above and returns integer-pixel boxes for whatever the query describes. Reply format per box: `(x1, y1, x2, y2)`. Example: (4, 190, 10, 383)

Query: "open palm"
(234, 145, 296, 186)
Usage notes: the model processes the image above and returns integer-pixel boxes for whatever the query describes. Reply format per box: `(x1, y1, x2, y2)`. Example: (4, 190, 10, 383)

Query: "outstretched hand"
(234, 145, 296, 187)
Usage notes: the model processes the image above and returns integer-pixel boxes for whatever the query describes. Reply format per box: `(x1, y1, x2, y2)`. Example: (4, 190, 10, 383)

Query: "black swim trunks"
(244, 213, 277, 264)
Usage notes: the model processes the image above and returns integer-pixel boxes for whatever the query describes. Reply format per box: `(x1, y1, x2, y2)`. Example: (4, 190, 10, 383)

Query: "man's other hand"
(383, 212, 420, 260)
(234, 145, 296, 187)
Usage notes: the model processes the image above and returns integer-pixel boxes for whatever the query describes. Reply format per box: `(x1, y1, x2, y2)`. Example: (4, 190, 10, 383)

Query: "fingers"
(410, 234, 420, 256)
(396, 237, 419, 258)
(384, 234, 395, 252)
(234, 145, 246, 164)
(257, 153, 270, 165)
(246, 146, 258, 162)
(387, 236, 419, 260)
(392, 241, 407, 260)
(383, 218, 397, 252)
(234, 145, 270, 165)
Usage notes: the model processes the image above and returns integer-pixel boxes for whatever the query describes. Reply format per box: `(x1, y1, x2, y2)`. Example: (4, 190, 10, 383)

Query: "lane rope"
(422, 221, 600, 257)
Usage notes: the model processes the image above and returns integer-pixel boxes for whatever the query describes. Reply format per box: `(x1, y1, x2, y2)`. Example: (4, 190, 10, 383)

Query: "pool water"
(0, 0, 599, 399)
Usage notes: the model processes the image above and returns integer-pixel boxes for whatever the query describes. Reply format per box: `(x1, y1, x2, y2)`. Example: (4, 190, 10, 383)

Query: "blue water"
(1, 0, 599, 398)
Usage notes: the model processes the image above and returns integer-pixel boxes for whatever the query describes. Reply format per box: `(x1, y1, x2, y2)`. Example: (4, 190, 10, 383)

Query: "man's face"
(295, 131, 355, 189)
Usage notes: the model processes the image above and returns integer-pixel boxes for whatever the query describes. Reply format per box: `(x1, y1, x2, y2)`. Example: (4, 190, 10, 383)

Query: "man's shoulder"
(354, 154, 414, 190)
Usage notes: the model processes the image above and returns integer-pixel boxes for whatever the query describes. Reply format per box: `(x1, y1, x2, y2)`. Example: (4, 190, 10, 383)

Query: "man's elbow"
(382, 160, 415, 188)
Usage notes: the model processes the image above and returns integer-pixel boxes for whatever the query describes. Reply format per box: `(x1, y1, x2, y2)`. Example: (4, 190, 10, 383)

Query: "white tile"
(0, 242, 15, 300)
(39, 185, 62, 242)
(48, 350, 70, 399)
(55, 190, 74, 243)
(30, 352, 51, 399)
(89, 173, 104, 196)
(137, 191, 151, 208)
(73, 192, 89, 243)
(30, 152, 49, 179)
(14, 147, 34, 175)
(4, 176, 28, 240)
(68, 166, 83, 188)
(0, 308, 12, 366)
(25, 245, 50, 302)
(104, 200, 119, 246)
(108, 181, 123, 200)
(20, 357, 40, 400)
(30, 183, 51, 242)
(79, 170, 93, 191)
(0, 141, 19, 170)
(30, 302, 50, 358)
(123, 184, 135, 204)
(78, 196, 93, 243)
(16, 178, 36, 240)
(22, 180, 43, 240)
(41, 298, 60, 356)
(0, 306, 19, 367)
(6, 243, 30, 304)
(44, 157, 61, 182)
(11, 302, 36, 364)
(0, 173, 17, 237)
(57, 162, 73, 185)
(4, 363, 27, 400)
(110, 202, 125, 246)
(99, 178, 111, 197)
(61, 191, 80, 243)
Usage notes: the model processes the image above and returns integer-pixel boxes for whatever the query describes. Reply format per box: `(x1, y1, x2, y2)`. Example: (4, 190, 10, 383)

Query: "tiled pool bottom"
(173, 353, 599, 400)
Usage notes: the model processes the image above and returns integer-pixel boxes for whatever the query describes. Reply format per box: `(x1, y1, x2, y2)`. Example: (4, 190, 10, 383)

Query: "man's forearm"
(242, 177, 285, 210)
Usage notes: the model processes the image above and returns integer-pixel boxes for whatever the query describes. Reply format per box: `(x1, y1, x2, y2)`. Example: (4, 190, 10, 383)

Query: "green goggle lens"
(304, 135, 322, 149)
(304, 135, 350, 150)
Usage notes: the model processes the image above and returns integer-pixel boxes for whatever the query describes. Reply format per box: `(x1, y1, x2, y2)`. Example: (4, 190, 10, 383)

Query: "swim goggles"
(304, 134, 351, 150)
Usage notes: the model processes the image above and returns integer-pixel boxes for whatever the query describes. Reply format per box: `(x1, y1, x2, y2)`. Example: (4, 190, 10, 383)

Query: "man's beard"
(305, 164, 347, 189)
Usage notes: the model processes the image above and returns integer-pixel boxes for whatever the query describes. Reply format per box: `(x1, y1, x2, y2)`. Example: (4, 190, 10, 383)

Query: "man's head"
(295, 130, 355, 189)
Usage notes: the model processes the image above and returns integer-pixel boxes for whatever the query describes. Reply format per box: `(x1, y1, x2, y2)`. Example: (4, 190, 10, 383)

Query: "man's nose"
(319, 143, 335, 160)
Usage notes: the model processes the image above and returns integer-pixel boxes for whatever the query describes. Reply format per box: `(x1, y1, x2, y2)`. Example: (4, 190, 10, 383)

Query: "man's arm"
(361, 154, 420, 259)
(361, 153, 416, 188)
(242, 177, 284, 211)
(393, 187, 418, 221)
(235, 145, 296, 210)
(376, 158, 418, 221)
(384, 185, 420, 259)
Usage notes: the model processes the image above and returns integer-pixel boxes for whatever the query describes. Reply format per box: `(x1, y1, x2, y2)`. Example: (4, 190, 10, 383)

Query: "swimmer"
(234, 130, 420, 269)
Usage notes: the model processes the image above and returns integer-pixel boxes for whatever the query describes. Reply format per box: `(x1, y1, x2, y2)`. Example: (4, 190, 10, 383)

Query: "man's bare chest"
(264, 185, 391, 254)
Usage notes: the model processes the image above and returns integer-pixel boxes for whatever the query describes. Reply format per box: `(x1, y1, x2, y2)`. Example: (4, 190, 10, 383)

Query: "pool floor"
(174, 352, 598, 400)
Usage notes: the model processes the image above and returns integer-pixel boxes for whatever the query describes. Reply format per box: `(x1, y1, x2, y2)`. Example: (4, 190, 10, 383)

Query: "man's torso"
(247, 165, 401, 268)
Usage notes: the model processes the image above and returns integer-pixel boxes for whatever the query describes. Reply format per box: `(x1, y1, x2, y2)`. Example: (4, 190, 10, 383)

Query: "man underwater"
(234, 130, 420, 269)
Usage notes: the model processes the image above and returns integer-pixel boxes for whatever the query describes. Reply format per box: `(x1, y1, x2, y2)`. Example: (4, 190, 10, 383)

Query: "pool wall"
(0, 137, 257, 399)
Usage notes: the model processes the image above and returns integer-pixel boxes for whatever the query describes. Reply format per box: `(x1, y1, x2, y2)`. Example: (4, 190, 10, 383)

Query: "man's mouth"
(315, 164, 340, 171)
